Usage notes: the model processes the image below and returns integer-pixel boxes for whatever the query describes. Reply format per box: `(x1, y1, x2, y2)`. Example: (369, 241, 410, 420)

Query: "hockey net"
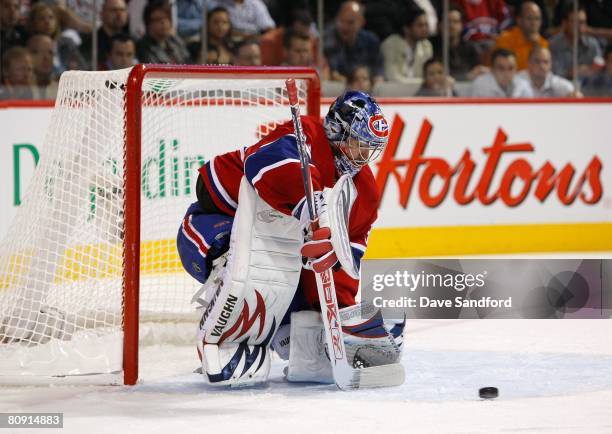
(0, 65, 320, 385)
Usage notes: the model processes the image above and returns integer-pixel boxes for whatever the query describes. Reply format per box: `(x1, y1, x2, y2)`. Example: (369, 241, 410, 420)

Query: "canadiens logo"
(368, 114, 389, 138)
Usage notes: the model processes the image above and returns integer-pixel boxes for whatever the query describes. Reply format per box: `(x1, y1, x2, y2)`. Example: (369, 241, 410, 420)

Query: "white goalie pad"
(197, 177, 304, 386)
(285, 303, 405, 384)
(286, 310, 334, 384)
(326, 174, 359, 279)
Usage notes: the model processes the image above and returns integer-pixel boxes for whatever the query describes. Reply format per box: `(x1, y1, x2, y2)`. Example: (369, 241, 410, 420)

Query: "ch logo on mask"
(368, 114, 389, 138)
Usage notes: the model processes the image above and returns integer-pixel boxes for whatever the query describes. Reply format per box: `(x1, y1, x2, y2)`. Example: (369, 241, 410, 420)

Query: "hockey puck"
(478, 387, 498, 399)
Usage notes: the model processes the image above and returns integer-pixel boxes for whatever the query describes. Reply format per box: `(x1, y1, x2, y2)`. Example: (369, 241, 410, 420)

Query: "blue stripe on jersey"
(244, 135, 301, 187)
(351, 246, 365, 272)
(291, 197, 306, 220)
(203, 160, 237, 214)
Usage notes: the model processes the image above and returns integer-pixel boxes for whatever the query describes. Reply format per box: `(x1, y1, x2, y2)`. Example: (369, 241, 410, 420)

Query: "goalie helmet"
(324, 91, 389, 176)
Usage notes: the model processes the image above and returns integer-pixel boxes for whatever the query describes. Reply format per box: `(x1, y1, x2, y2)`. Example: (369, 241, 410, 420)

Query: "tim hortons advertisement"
(367, 102, 611, 256)
(374, 103, 608, 226)
(1, 101, 611, 255)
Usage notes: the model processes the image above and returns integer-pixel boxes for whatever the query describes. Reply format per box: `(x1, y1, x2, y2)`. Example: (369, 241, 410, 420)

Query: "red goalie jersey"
(197, 115, 379, 307)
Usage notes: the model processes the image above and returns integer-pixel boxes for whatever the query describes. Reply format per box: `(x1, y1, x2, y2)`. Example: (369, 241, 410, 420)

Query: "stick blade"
(337, 363, 406, 390)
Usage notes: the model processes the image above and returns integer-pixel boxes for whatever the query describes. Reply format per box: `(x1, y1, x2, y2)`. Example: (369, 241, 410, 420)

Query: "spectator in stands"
(260, 8, 320, 67)
(431, 5, 487, 81)
(415, 0, 439, 36)
(450, 0, 510, 55)
(104, 33, 137, 69)
(324, 1, 383, 83)
(281, 30, 330, 79)
(37, 0, 95, 35)
(381, 6, 433, 81)
(196, 6, 234, 64)
(27, 3, 59, 39)
(264, 0, 310, 30)
(128, 0, 147, 39)
(26, 34, 58, 99)
(363, 0, 437, 40)
(415, 57, 457, 96)
(362, 0, 406, 42)
(368, 0, 436, 38)
(505, 0, 550, 36)
(0, 47, 38, 99)
(346, 65, 373, 93)
(582, 0, 612, 46)
(1, 0, 27, 54)
(471, 48, 532, 97)
(26, 3, 86, 73)
(232, 40, 262, 66)
(209, 0, 275, 41)
(549, 6, 603, 80)
(137, 0, 190, 64)
(517, 46, 577, 97)
(495, 1, 548, 70)
(81, 0, 129, 69)
(282, 30, 310, 67)
(62, 0, 100, 32)
(554, 0, 612, 45)
(582, 46, 612, 97)
(177, 0, 205, 41)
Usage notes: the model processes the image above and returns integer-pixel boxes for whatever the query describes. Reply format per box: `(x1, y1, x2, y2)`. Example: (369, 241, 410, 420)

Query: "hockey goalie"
(176, 90, 405, 387)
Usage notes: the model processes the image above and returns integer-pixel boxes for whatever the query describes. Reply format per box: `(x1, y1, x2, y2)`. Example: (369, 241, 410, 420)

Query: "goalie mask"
(324, 91, 389, 176)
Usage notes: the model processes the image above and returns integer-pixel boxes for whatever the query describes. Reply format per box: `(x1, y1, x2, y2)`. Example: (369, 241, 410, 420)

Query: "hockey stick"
(285, 79, 405, 390)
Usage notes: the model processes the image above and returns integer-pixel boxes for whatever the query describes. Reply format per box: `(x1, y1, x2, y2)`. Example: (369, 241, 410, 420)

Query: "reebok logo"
(256, 209, 285, 223)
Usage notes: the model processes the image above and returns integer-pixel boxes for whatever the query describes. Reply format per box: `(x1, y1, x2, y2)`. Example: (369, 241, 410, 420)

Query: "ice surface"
(2, 319, 611, 433)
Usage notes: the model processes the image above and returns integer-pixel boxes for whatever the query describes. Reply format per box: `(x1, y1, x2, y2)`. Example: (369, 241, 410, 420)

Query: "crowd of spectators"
(1, 0, 612, 100)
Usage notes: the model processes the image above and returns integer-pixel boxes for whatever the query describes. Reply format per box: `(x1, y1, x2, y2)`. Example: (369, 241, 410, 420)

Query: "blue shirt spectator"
(177, 0, 204, 39)
(324, 1, 383, 82)
(549, 6, 603, 79)
(209, 0, 275, 38)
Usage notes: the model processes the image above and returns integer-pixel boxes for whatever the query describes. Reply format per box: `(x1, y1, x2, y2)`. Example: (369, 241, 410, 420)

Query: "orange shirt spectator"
(495, 1, 547, 70)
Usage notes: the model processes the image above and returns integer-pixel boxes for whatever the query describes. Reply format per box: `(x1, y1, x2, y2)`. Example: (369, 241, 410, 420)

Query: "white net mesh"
(0, 66, 314, 381)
